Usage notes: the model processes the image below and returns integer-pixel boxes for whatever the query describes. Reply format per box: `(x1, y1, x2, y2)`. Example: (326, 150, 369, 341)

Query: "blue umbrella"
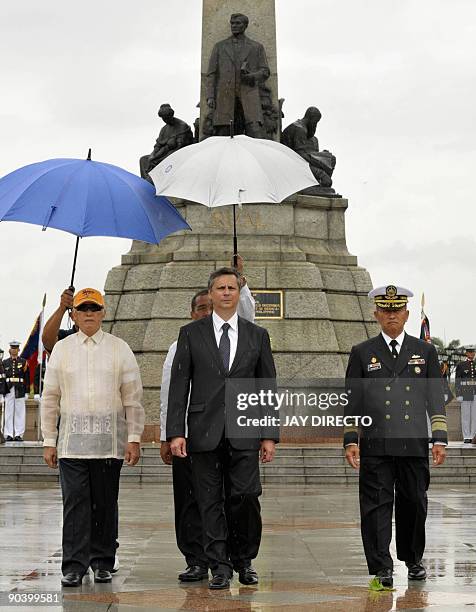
(0, 150, 190, 286)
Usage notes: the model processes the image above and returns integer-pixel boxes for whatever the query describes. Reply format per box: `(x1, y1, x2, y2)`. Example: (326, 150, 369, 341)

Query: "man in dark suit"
(344, 285, 447, 589)
(206, 13, 270, 137)
(167, 267, 277, 590)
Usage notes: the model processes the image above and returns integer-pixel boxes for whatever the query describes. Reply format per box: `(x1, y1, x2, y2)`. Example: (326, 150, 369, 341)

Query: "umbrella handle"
(70, 236, 80, 289)
(233, 204, 238, 267)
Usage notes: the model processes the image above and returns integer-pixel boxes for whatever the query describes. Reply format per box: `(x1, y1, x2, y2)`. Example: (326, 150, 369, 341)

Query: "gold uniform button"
(385, 400, 390, 406)
(386, 414, 391, 420)
(385, 386, 391, 391)
(405, 414, 410, 420)
(405, 400, 410, 406)
(406, 386, 410, 391)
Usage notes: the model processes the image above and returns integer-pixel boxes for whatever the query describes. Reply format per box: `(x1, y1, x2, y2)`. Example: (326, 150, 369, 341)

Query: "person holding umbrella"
(42, 288, 76, 353)
(41, 288, 145, 587)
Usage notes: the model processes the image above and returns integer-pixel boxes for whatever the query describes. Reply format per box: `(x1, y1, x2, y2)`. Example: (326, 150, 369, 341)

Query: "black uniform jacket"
(344, 333, 447, 457)
(0, 361, 6, 395)
(166, 315, 278, 453)
(455, 359, 476, 401)
(2, 357, 29, 398)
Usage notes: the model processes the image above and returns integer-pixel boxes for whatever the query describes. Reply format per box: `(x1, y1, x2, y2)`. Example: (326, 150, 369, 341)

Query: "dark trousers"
(359, 455, 430, 574)
(59, 458, 123, 576)
(172, 456, 207, 568)
(190, 439, 262, 577)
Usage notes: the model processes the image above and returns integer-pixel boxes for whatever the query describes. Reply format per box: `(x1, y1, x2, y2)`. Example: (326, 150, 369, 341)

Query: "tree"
(431, 337, 464, 376)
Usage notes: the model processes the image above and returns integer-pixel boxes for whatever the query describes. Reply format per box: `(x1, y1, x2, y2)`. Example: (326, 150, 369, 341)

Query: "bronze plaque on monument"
(251, 290, 283, 319)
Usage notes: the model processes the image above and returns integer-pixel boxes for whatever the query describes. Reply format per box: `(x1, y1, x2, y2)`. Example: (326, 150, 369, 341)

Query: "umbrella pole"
(233, 204, 238, 268)
(230, 121, 237, 266)
(70, 236, 80, 290)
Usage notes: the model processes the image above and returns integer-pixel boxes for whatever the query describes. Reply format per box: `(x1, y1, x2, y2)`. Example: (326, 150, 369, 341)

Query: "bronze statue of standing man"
(206, 14, 270, 138)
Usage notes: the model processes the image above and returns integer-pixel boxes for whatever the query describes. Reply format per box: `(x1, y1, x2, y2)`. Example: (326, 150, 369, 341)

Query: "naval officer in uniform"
(344, 285, 447, 588)
(455, 346, 476, 443)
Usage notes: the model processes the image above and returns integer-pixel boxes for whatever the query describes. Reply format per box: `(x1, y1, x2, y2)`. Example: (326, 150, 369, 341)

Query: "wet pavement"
(0, 482, 475, 610)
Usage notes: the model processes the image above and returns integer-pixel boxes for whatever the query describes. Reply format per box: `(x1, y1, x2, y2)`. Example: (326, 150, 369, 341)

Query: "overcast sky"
(0, 0, 475, 350)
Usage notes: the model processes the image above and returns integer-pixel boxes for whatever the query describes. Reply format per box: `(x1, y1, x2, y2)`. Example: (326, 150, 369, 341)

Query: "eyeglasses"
(75, 303, 103, 312)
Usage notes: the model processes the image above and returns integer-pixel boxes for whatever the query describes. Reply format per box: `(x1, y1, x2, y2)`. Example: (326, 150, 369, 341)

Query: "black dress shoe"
(376, 568, 393, 588)
(61, 572, 83, 587)
(406, 562, 426, 580)
(5, 436, 13, 442)
(178, 565, 208, 582)
(238, 565, 259, 585)
(94, 569, 112, 583)
(14, 436, 23, 442)
(209, 574, 230, 590)
(464, 439, 472, 443)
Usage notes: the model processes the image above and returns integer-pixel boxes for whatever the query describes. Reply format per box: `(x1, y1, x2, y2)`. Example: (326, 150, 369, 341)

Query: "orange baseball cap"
(73, 288, 105, 308)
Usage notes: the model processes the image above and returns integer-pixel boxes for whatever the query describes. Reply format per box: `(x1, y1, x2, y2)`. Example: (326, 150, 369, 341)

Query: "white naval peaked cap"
(9, 340, 21, 347)
(368, 285, 413, 309)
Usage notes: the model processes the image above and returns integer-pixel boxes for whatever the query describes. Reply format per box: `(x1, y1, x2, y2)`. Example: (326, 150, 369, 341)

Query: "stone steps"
(1, 443, 475, 484)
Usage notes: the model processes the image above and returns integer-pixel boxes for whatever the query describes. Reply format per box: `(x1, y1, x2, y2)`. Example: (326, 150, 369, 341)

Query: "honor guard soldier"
(0, 348, 5, 444)
(0, 347, 5, 396)
(455, 346, 476, 443)
(3, 340, 29, 442)
(344, 285, 447, 589)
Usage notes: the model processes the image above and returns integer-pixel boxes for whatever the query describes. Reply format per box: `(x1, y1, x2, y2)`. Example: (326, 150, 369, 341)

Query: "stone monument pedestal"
(104, 194, 378, 442)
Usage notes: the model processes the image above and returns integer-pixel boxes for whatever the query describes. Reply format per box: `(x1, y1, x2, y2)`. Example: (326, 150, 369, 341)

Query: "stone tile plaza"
(1, 0, 476, 611)
(0, 443, 475, 610)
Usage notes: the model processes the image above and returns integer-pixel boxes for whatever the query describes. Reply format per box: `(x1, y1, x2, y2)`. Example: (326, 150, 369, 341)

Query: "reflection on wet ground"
(0, 483, 475, 610)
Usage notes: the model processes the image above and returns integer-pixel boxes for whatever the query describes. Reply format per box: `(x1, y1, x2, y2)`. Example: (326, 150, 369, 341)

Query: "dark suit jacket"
(166, 315, 278, 452)
(344, 332, 447, 457)
(206, 35, 270, 126)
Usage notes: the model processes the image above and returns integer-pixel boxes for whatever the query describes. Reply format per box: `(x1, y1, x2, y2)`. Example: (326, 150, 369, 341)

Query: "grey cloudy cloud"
(0, 0, 475, 348)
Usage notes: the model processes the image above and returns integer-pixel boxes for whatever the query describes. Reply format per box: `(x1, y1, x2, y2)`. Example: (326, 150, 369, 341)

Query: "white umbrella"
(150, 135, 317, 207)
(149, 134, 317, 259)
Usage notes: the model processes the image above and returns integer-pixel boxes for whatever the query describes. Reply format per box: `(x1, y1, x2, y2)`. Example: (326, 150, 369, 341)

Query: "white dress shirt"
(159, 287, 255, 442)
(160, 340, 179, 442)
(237, 284, 255, 323)
(41, 329, 145, 459)
(381, 331, 405, 354)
